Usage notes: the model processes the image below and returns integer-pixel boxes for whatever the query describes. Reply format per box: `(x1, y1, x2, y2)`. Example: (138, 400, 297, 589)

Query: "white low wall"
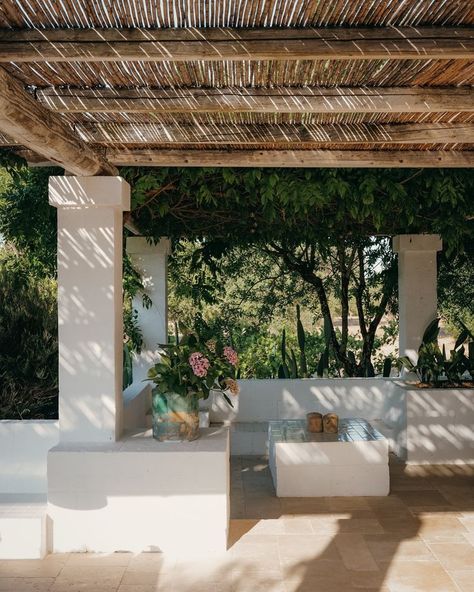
(211, 378, 474, 463)
(404, 387, 474, 464)
(0, 385, 152, 495)
(0, 420, 59, 493)
(212, 378, 404, 422)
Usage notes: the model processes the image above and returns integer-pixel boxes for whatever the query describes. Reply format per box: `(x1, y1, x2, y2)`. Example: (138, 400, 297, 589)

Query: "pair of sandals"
(306, 411, 339, 433)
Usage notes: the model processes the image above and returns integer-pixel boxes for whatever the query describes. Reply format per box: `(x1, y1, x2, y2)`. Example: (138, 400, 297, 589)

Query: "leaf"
(398, 356, 415, 371)
(421, 318, 440, 346)
(455, 328, 469, 350)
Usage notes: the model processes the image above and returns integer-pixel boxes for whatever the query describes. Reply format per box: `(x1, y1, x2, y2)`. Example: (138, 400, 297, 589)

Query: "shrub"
(0, 250, 58, 419)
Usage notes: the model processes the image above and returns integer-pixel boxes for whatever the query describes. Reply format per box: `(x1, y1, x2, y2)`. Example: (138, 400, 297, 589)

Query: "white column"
(49, 176, 130, 442)
(393, 234, 442, 363)
(126, 237, 170, 382)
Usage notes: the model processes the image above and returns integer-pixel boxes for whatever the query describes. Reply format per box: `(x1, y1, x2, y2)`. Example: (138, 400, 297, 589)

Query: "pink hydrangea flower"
(189, 352, 210, 377)
(223, 346, 238, 366)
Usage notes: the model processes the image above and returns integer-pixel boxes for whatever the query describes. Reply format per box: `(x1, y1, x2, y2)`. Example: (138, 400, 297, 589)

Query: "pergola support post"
(49, 176, 130, 442)
(126, 237, 170, 383)
(393, 234, 443, 364)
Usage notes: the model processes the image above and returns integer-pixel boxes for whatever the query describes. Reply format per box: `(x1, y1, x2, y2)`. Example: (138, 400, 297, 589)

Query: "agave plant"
(278, 306, 310, 379)
(399, 318, 473, 387)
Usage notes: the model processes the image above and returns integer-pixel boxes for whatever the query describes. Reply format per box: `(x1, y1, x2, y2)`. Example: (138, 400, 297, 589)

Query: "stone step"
(0, 494, 49, 559)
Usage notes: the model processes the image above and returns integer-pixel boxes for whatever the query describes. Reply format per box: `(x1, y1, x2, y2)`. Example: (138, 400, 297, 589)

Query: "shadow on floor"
(222, 454, 473, 592)
(0, 456, 472, 591)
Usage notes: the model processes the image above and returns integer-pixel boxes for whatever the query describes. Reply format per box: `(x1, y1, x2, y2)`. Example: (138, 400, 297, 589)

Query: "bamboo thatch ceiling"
(0, 0, 473, 172)
(1, 0, 473, 28)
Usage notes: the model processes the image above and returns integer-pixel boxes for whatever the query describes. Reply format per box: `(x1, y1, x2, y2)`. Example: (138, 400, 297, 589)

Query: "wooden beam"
(77, 122, 474, 145)
(0, 68, 117, 176)
(108, 148, 474, 168)
(1, 27, 473, 62)
(37, 87, 474, 114)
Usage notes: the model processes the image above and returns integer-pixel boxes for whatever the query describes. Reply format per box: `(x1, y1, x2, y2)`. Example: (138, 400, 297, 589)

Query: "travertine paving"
(1, 456, 473, 592)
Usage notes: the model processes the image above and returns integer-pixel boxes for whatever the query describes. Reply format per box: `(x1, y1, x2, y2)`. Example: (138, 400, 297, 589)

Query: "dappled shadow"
(1, 455, 472, 591)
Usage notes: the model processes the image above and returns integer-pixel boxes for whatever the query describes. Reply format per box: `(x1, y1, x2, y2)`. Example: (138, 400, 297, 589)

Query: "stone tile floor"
(1, 455, 473, 592)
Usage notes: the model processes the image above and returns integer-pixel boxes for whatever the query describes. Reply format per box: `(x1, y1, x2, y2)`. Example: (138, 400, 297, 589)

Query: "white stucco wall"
(210, 378, 474, 463)
(210, 378, 407, 457)
(404, 387, 474, 464)
(211, 377, 404, 423)
(0, 420, 59, 493)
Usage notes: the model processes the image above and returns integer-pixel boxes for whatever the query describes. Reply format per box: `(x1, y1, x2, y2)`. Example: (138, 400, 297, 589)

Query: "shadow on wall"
(211, 378, 403, 424)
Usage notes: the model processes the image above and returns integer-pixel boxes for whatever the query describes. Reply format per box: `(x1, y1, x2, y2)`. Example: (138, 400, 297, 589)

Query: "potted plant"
(146, 326, 239, 441)
(399, 318, 473, 387)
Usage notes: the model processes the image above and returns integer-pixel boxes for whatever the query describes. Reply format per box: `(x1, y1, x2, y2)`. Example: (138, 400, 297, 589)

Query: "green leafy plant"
(399, 318, 473, 387)
(147, 325, 239, 406)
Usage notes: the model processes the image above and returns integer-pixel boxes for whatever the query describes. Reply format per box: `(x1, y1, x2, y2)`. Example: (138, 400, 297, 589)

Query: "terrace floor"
(1, 455, 473, 592)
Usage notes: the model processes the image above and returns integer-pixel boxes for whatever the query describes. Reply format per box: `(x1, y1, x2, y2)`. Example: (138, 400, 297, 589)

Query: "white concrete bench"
(269, 418, 390, 497)
(0, 494, 48, 558)
(48, 427, 230, 555)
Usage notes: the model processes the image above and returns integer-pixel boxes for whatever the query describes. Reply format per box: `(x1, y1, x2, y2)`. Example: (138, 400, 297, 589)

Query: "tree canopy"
(123, 167, 474, 253)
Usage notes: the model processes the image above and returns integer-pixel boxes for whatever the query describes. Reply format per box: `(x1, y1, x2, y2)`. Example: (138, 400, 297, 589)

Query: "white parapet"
(47, 427, 230, 555)
(403, 386, 474, 464)
(210, 378, 406, 456)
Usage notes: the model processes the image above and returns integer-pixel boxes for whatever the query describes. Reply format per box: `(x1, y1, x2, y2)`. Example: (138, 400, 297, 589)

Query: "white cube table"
(269, 418, 389, 497)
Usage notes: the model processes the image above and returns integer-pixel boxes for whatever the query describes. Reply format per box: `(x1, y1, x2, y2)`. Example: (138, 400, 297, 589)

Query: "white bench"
(269, 418, 389, 497)
(0, 494, 48, 558)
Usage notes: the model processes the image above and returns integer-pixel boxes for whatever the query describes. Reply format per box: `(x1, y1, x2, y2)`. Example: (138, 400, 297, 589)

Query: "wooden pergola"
(0, 0, 473, 174)
(1, 1, 473, 558)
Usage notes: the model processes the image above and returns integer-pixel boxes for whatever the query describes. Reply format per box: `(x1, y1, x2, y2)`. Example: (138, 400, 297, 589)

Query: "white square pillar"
(126, 237, 170, 382)
(393, 234, 442, 363)
(49, 176, 130, 442)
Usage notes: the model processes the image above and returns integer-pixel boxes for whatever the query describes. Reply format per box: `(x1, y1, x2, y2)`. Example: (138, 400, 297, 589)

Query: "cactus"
(290, 348, 299, 378)
(382, 357, 392, 378)
(317, 348, 329, 378)
(296, 305, 308, 377)
(279, 328, 291, 378)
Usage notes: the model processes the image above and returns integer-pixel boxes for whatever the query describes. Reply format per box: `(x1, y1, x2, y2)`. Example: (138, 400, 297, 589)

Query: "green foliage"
(146, 325, 238, 404)
(0, 150, 27, 184)
(399, 318, 473, 387)
(0, 250, 58, 419)
(438, 237, 474, 335)
(0, 167, 60, 276)
(123, 167, 473, 254)
(123, 343, 133, 390)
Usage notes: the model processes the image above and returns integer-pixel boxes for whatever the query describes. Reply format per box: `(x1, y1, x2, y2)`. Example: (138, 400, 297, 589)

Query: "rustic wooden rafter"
(1, 27, 473, 62)
(37, 86, 474, 114)
(108, 148, 474, 168)
(0, 68, 117, 175)
(77, 122, 474, 146)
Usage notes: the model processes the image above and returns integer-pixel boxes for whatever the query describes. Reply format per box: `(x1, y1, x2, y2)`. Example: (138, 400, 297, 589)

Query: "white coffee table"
(269, 418, 389, 497)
